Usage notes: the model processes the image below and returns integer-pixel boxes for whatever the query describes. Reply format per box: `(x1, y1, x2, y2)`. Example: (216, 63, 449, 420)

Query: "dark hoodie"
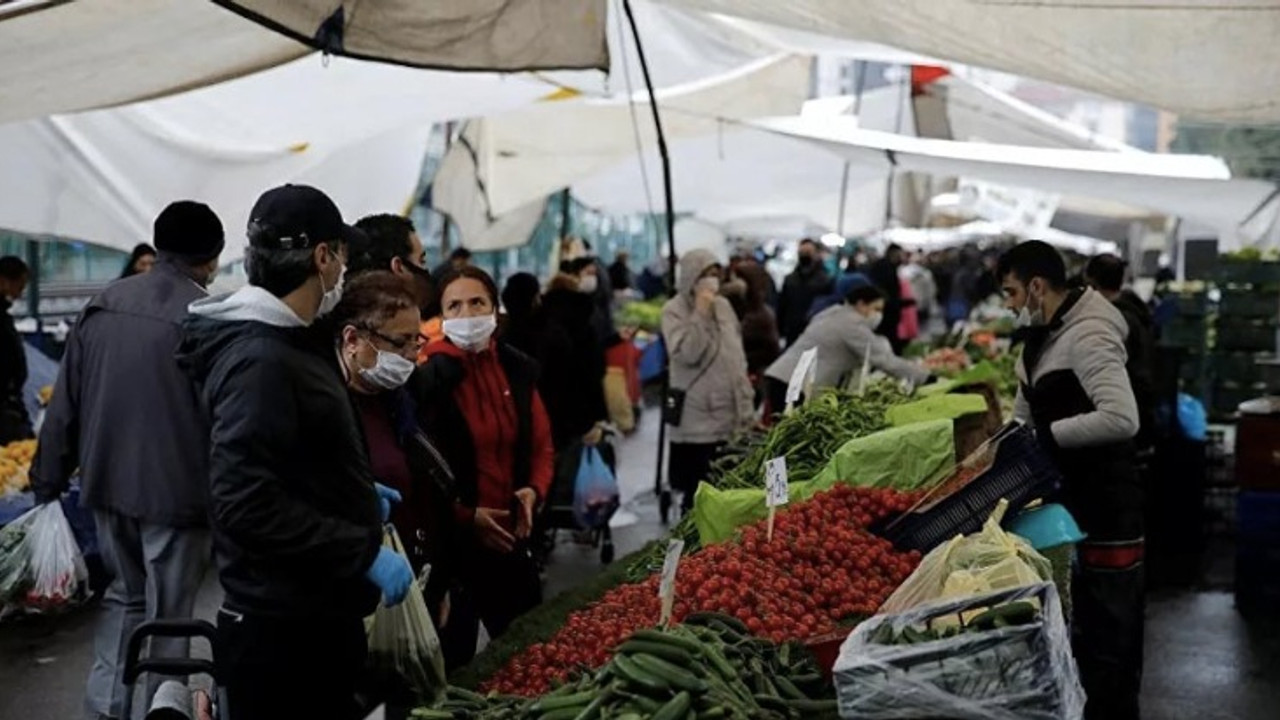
(537, 288, 608, 449)
(179, 286, 381, 619)
(1112, 289, 1156, 448)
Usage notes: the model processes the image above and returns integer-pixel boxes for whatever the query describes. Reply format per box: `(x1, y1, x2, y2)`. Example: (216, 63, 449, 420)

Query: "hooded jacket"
(1013, 288, 1141, 540)
(766, 303, 930, 391)
(31, 259, 211, 525)
(179, 286, 382, 619)
(662, 250, 754, 445)
(537, 289, 609, 449)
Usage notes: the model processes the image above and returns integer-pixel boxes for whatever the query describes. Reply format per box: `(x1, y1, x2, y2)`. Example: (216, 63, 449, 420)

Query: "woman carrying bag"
(414, 266, 555, 669)
(662, 249, 755, 513)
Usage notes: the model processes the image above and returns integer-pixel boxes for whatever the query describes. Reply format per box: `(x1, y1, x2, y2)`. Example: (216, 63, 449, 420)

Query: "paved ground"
(3, 412, 1279, 719)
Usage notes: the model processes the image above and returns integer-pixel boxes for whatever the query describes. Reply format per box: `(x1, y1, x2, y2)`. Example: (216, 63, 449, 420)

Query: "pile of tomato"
(485, 485, 925, 696)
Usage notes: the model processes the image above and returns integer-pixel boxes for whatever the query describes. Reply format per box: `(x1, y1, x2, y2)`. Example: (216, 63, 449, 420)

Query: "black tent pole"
(622, 0, 677, 522)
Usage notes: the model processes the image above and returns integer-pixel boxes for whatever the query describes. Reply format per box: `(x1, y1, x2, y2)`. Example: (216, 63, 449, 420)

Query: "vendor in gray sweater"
(764, 280, 929, 412)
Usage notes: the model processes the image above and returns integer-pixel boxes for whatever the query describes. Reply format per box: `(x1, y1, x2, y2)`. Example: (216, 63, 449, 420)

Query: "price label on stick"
(658, 538, 685, 626)
(785, 348, 818, 408)
(765, 456, 789, 507)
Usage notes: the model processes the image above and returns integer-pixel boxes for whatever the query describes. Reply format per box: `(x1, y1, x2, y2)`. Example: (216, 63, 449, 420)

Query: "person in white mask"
(180, 184, 411, 720)
(765, 278, 931, 414)
(414, 265, 555, 669)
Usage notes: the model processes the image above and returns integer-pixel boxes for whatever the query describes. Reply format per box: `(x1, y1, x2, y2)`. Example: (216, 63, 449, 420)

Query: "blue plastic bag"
(1177, 393, 1207, 441)
(573, 447, 619, 530)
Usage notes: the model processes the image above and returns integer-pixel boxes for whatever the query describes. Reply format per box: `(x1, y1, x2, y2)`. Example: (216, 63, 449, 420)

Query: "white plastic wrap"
(835, 583, 1085, 720)
(0, 501, 88, 612)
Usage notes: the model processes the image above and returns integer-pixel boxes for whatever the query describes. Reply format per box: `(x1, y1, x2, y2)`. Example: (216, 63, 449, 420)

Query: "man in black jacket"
(32, 202, 223, 720)
(0, 256, 30, 443)
(1085, 254, 1157, 451)
(777, 238, 833, 346)
(180, 185, 412, 720)
(868, 244, 906, 353)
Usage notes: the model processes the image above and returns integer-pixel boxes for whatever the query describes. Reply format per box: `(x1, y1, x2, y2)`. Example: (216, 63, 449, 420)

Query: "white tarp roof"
(0, 56, 561, 260)
(0, 0, 606, 125)
(753, 115, 1280, 250)
(658, 0, 1280, 123)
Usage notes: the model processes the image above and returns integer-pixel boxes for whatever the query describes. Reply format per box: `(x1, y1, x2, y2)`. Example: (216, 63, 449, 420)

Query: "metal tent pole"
(621, 0, 678, 522)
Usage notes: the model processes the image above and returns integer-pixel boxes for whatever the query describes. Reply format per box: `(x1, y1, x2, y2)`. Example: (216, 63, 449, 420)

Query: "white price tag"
(658, 538, 685, 625)
(785, 348, 818, 406)
(765, 456, 789, 508)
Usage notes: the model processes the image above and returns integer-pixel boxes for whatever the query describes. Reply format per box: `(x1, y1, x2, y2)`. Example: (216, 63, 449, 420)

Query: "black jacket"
(31, 261, 211, 525)
(537, 290, 608, 449)
(777, 263, 833, 346)
(0, 297, 30, 443)
(1112, 290, 1157, 448)
(179, 295, 381, 619)
(868, 258, 903, 343)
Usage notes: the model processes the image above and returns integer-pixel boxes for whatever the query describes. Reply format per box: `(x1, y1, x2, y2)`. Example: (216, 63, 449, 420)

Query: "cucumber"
(773, 675, 809, 701)
(618, 640, 697, 667)
(611, 653, 671, 694)
(409, 710, 454, 719)
(652, 691, 693, 720)
(685, 612, 749, 634)
(446, 686, 487, 703)
(529, 691, 596, 713)
(632, 653, 710, 693)
(572, 687, 615, 720)
(633, 628, 706, 655)
(616, 690, 663, 713)
(538, 708, 587, 720)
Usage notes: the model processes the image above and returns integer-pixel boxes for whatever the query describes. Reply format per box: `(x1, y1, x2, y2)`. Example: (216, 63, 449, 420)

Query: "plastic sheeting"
(659, 0, 1280, 123)
(753, 115, 1280, 249)
(212, 0, 607, 72)
(0, 56, 560, 260)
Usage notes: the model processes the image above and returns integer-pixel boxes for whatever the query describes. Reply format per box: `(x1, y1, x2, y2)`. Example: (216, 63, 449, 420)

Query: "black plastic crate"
(1159, 319, 1208, 350)
(1216, 261, 1280, 287)
(881, 424, 1062, 552)
(1219, 290, 1280, 318)
(1170, 292, 1210, 317)
(1217, 321, 1278, 352)
(1209, 352, 1269, 384)
(1211, 383, 1266, 416)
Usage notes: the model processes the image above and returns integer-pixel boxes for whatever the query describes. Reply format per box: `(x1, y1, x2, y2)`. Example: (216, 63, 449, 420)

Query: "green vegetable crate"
(835, 583, 1084, 720)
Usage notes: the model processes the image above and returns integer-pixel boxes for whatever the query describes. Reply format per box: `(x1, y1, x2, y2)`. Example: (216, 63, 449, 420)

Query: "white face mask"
(317, 262, 345, 317)
(357, 342, 416, 391)
(695, 276, 721, 295)
(865, 311, 884, 330)
(442, 314, 497, 352)
(1014, 284, 1045, 328)
(578, 275, 599, 294)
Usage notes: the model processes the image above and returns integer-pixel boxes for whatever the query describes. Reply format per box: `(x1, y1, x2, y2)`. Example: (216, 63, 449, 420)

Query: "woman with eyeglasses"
(414, 265, 554, 668)
(331, 272, 457, 630)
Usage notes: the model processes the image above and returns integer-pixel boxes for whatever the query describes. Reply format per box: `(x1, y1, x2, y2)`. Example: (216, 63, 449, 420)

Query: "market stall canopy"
(657, 0, 1280, 123)
(0, 55, 561, 260)
(432, 54, 813, 251)
(0, 0, 606, 125)
(210, 0, 607, 71)
(753, 115, 1280, 250)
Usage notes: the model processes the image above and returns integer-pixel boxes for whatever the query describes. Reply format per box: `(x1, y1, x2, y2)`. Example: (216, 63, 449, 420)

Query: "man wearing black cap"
(179, 185, 411, 720)
(31, 200, 225, 720)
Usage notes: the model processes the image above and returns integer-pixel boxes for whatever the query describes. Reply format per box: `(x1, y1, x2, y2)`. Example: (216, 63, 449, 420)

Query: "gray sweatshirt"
(765, 304, 930, 391)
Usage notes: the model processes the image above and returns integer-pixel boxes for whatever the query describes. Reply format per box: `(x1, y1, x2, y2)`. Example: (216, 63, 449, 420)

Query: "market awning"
(752, 115, 1280, 249)
(0, 0, 607, 125)
(657, 0, 1280, 122)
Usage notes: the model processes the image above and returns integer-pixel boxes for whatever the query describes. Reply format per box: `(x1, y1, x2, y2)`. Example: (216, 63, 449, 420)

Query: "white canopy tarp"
(753, 115, 1280, 250)
(0, 55, 562, 260)
(211, 0, 607, 71)
(659, 0, 1280, 123)
(433, 54, 813, 250)
(0, 0, 608, 125)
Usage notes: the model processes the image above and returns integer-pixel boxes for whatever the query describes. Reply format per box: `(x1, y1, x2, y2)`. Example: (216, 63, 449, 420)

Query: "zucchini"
(652, 691, 693, 720)
(529, 691, 596, 713)
(633, 628, 706, 655)
(773, 675, 809, 701)
(409, 710, 454, 719)
(618, 640, 697, 667)
(685, 612, 749, 635)
(538, 708, 587, 720)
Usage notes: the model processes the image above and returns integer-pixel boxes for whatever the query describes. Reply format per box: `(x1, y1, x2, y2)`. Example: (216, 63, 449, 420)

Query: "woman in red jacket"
(414, 265, 554, 668)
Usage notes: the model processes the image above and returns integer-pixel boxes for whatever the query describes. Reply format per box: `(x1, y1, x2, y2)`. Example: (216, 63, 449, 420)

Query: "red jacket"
(421, 339, 554, 528)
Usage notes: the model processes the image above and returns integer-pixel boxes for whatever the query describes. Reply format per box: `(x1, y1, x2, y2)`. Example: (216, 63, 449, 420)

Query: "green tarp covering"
(917, 361, 1001, 397)
(884, 393, 987, 427)
(692, 419, 956, 544)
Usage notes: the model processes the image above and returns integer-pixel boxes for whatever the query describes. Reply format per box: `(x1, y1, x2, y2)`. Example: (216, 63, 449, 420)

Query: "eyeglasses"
(359, 326, 424, 352)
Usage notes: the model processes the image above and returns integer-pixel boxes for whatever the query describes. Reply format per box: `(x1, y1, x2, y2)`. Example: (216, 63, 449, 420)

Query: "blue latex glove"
(365, 546, 413, 606)
(374, 483, 402, 523)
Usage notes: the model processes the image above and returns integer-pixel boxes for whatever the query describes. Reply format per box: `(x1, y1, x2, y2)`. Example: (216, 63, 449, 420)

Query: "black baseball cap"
(246, 184, 360, 251)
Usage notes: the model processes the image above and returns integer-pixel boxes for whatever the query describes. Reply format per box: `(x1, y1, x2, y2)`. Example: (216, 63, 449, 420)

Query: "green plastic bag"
(809, 419, 955, 493)
(692, 420, 956, 544)
(884, 393, 987, 427)
(917, 361, 1001, 397)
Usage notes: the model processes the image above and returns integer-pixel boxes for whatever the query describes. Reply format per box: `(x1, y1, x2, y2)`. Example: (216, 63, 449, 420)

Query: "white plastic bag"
(879, 499, 1051, 616)
(366, 529, 447, 704)
(0, 502, 88, 612)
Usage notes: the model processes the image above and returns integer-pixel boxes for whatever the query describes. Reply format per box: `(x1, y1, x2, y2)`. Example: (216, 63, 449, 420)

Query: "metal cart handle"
(119, 619, 223, 719)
